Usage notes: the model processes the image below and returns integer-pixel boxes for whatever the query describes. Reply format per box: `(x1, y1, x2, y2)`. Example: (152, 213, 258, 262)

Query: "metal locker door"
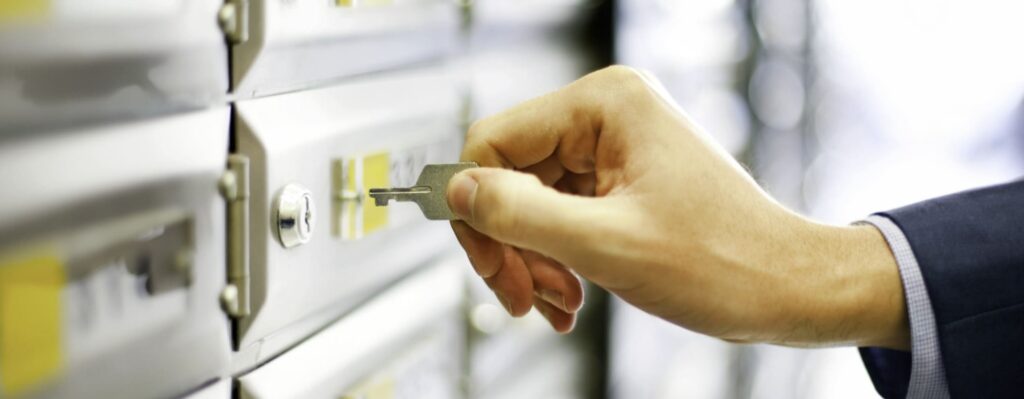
(0, 0, 228, 134)
(236, 258, 465, 399)
(0, 108, 232, 399)
(228, 0, 461, 98)
(226, 65, 464, 369)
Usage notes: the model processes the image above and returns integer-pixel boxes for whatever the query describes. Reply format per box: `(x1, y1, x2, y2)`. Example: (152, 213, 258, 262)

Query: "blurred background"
(1, 0, 1022, 398)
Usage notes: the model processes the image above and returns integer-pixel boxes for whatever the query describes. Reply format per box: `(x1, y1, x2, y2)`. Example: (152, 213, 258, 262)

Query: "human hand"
(447, 66, 909, 349)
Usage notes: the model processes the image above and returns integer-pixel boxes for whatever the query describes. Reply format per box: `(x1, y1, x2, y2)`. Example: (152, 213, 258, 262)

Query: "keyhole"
(303, 195, 312, 233)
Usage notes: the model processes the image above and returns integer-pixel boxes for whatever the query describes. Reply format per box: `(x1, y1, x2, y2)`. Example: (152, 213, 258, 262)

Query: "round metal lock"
(274, 184, 315, 248)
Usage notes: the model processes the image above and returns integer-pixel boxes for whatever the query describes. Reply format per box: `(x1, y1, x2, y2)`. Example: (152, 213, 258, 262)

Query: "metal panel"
(230, 65, 463, 367)
(0, 108, 231, 398)
(237, 258, 464, 399)
(180, 379, 231, 399)
(471, 0, 588, 32)
(231, 0, 460, 98)
(0, 0, 228, 135)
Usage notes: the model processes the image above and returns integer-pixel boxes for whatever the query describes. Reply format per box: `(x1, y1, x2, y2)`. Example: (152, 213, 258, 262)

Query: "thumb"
(447, 167, 598, 259)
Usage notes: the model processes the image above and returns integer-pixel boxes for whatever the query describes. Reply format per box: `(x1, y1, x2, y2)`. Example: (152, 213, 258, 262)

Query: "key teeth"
(367, 163, 478, 219)
(367, 190, 387, 206)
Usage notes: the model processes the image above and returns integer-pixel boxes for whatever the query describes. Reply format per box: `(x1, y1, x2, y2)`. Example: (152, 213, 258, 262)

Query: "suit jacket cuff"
(858, 215, 950, 399)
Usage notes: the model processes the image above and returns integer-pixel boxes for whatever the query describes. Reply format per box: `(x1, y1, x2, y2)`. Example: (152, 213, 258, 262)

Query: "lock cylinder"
(273, 184, 316, 248)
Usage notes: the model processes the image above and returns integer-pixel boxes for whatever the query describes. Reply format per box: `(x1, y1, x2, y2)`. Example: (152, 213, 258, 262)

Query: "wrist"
(799, 222, 910, 349)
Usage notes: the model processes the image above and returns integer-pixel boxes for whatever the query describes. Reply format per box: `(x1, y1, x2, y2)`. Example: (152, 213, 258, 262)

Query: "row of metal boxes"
(0, 0, 459, 133)
(0, 67, 465, 399)
(0, 0, 598, 398)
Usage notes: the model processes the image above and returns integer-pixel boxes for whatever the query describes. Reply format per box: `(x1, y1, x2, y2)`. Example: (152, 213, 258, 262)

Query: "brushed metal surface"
(0, 0, 228, 135)
(231, 0, 460, 99)
(238, 258, 464, 399)
(0, 107, 232, 399)
(231, 66, 464, 367)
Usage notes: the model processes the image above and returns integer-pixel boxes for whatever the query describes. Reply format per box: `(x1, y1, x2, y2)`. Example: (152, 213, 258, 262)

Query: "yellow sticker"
(0, 249, 65, 396)
(335, 0, 393, 7)
(332, 158, 360, 240)
(362, 152, 390, 234)
(347, 158, 360, 239)
(341, 375, 395, 399)
(0, 0, 49, 22)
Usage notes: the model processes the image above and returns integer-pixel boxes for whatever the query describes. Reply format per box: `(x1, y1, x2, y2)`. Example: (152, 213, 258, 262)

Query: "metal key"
(368, 162, 478, 220)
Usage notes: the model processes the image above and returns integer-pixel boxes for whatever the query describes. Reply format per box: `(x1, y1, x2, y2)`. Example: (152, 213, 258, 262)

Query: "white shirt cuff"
(860, 215, 950, 399)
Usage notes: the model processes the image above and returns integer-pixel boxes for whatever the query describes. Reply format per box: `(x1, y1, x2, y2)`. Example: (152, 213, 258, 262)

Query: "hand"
(447, 66, 909, 349)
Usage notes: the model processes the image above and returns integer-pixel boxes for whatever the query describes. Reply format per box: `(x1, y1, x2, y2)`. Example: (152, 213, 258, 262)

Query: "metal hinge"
(218, 0, 249, 44)
(219, 154, 251, 319)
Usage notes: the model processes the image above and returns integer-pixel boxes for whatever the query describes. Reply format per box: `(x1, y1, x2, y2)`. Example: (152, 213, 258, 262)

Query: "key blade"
(368, 187, 431, 206)
(366, 162, 478, 221)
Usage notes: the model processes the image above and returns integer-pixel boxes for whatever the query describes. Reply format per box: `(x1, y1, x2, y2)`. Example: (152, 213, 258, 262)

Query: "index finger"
(461, 66, 646, 174)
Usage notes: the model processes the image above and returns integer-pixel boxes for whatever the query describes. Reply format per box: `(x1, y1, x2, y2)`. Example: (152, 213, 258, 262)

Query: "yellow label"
(335, 0, 393, 7)
(0, 250, 65, 396)
(346, 158, 359, 239)
(341, 376, 395, 399)
(0, 0, 49, 22)
(362, 152, 390, 234)
(333, 158, 359, 239)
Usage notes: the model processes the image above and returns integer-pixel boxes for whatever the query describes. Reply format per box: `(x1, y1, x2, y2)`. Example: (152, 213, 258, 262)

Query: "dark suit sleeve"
(860, 347, 911, 398)
(862, 179, 1024, 398)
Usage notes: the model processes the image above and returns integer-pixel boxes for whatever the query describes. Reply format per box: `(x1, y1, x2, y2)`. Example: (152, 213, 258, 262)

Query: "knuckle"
(491, 203, 523, 242)
(478, 177, 527, 241)
(466, 119, 488, 141)
(463, 119, 512, 168)
(613, 66, 655, 100)
(601, 64, 641, 81)
(595, 65, 644, 89)
(581, 65, 655, 110)
(462, 120, 498, 164)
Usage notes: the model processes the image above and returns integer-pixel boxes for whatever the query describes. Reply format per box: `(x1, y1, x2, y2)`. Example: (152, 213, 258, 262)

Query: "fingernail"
(447, 171, 478, 221)
(537, 289, 568, 313)
(496, 292, 512, 315)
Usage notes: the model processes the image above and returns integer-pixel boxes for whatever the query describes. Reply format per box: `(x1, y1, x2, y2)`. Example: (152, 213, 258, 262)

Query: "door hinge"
(219, 154, 251, 319)
(218, 0, 249, 44)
